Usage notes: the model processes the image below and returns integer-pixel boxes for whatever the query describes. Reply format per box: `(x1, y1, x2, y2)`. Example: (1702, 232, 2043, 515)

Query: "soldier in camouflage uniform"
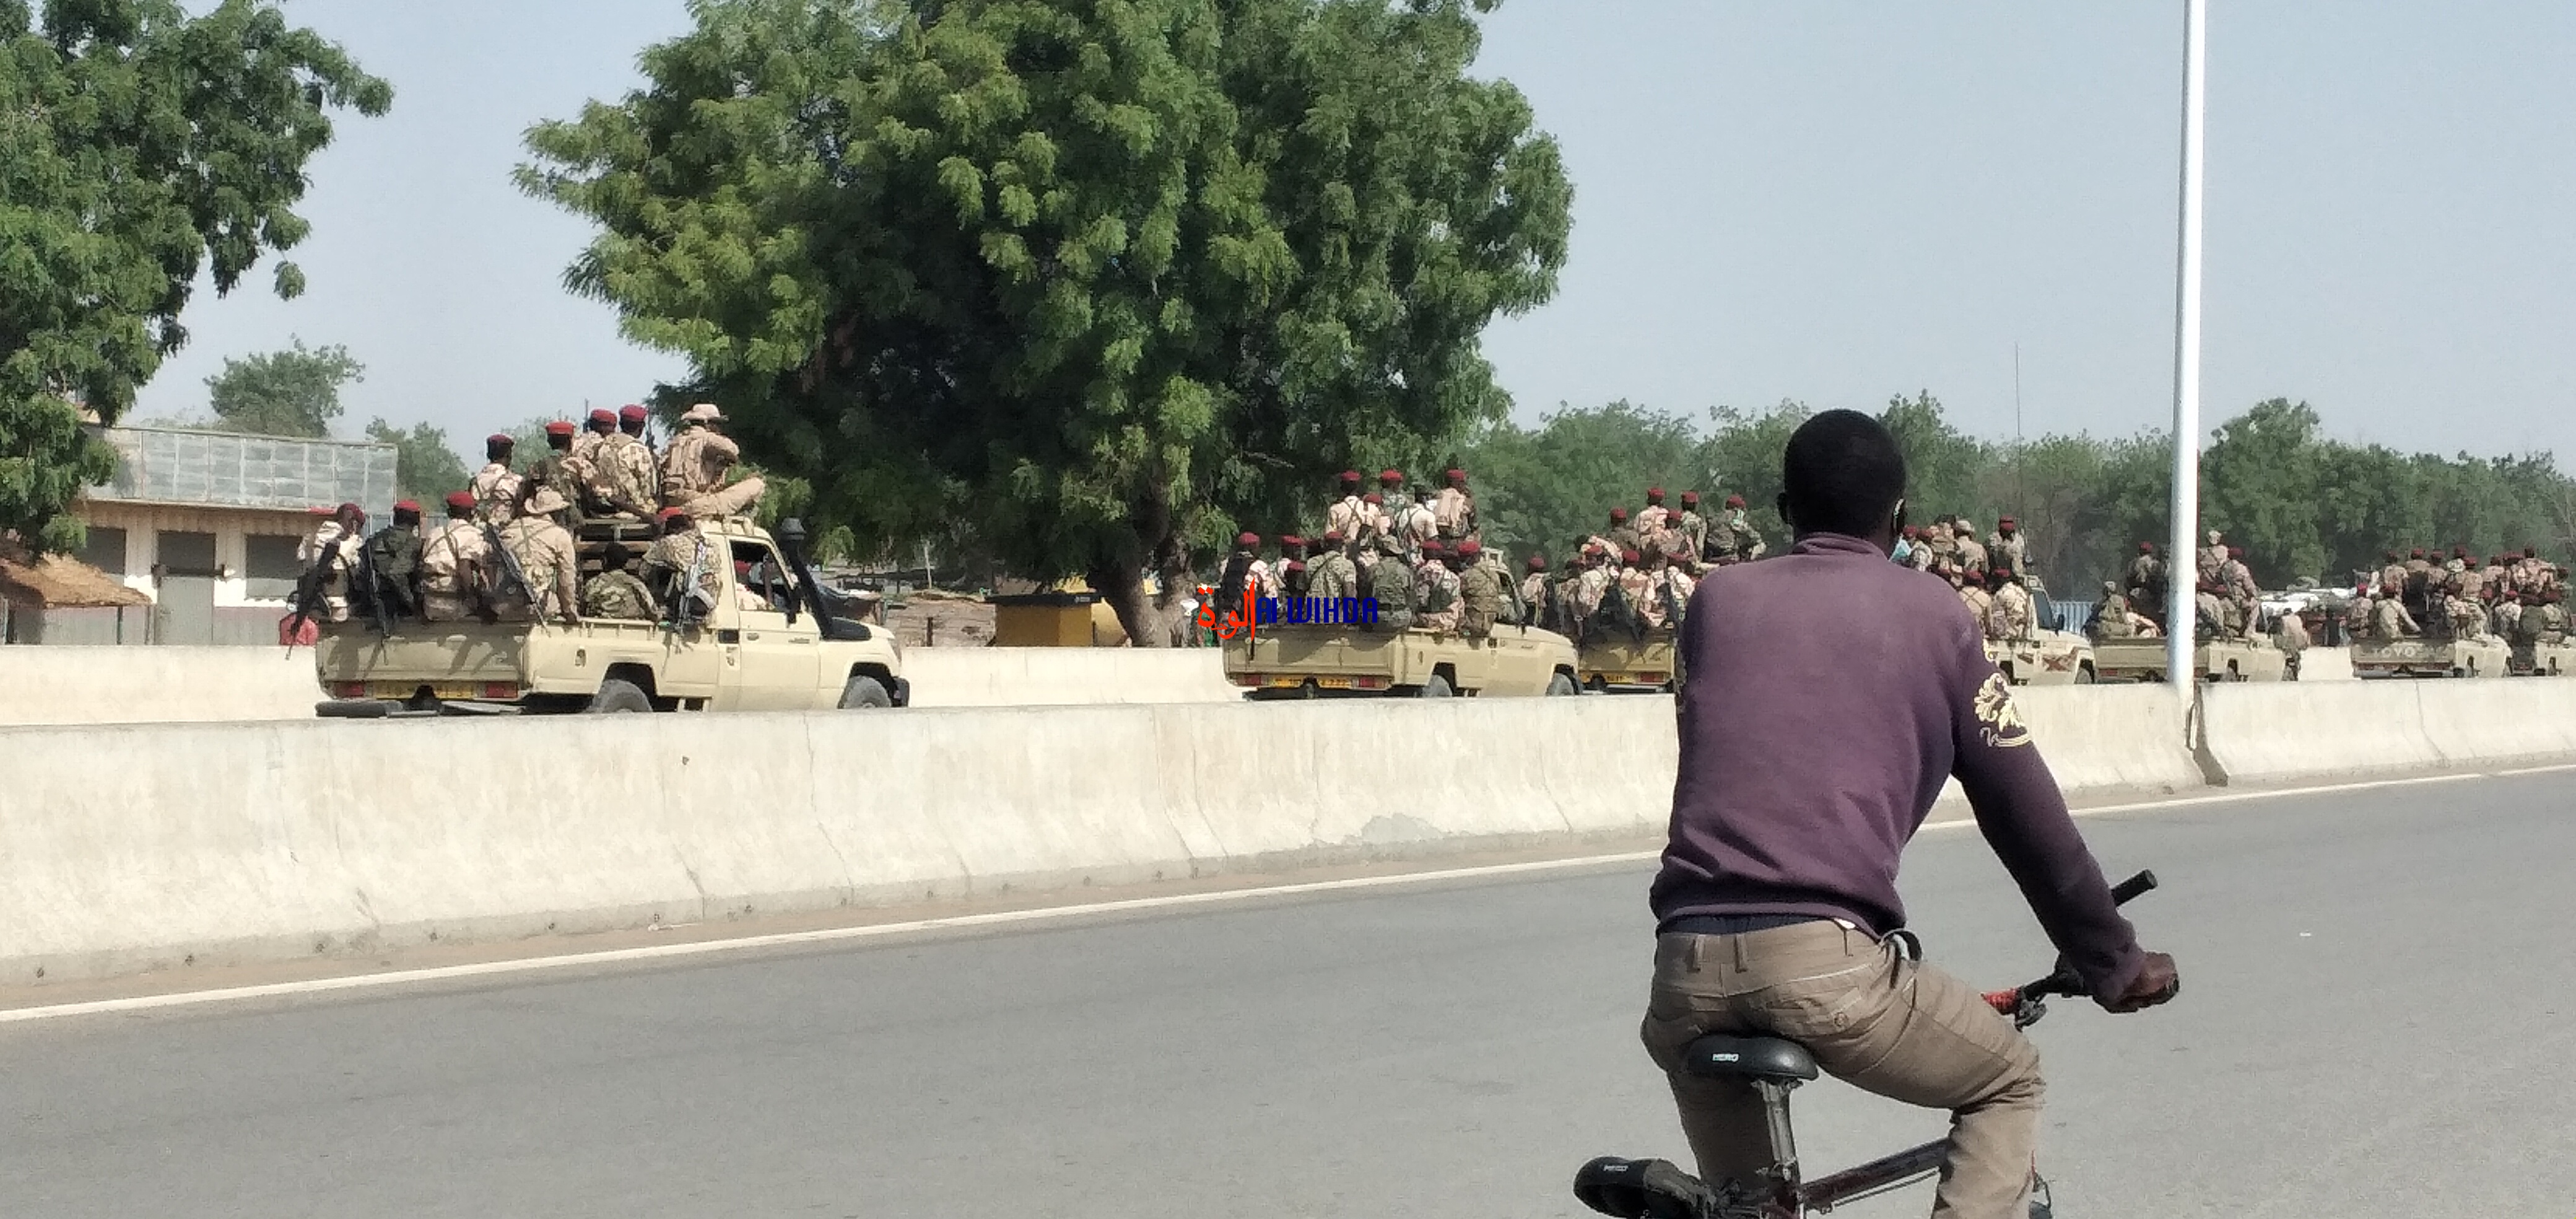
(1673, 492, 1708, 565)
(1951, 519, 1989, 582)
(2091, 582, 2144, 640)
(1986, 516, 2029, 581)
(1985, 569, 2034, 642)
(2219, 546, 2260, 640)
(643, 510, 724, 623)
(1307, 529, 1359, 601)
(1326, 471, 1369, 541)
(1604, 507, 1642, 563)
(1414, 540, 1463, 632)
(1455, 539, 1504, 637)
(470, 434, 524, 525)
(1434, 468, 1476, 541)
(1365, 533, 1416, 631)
(581, 540, 661, 620)
(526, 421, 584, 528)
(1718, 495, 1767, 563)
(1520, 554, 1552, 627)
(417, 491, 489, 622)
(496, 484, 582, 624)
(2369, 589, 2421, 640)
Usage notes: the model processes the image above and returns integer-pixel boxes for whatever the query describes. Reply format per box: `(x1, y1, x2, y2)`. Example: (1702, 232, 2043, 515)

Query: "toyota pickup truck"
(2351, 634, 2509, 679)
(313, 517, 907, 716)
(1224, 622, 1579, 698)
(1986, 630, 2098, 686)
(2091, 635, 2290, 683)
(1575, 629, 1677, 694)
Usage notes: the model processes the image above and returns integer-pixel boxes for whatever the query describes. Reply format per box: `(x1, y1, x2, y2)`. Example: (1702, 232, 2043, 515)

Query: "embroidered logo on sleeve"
(1974, 671, 2032, 748)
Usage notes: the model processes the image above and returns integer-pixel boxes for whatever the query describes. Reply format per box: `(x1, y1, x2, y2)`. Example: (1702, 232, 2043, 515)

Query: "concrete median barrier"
(0, 683, 2216, 987)
(896, 647, 1239, 707)
(0, 645, 324, 725)
(2190, 678, 2576, 785)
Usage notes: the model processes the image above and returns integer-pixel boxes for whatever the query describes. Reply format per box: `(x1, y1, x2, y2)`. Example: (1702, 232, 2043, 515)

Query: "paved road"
(6, 773, 2573, 1218)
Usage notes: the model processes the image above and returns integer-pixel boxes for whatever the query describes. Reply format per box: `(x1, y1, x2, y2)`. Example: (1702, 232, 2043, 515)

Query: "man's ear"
(1892, 498, 1907, 532)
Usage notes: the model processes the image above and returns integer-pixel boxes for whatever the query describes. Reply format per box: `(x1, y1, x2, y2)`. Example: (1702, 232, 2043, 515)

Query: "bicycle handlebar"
(1983, 870, 2159, 1017)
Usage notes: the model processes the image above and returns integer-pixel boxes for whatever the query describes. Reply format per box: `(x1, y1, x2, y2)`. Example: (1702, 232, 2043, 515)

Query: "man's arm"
(1943, 619, 2150, 1007)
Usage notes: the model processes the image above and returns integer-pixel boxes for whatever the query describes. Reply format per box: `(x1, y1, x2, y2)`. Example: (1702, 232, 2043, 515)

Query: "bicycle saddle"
(1681, 1034, 1819, 1083)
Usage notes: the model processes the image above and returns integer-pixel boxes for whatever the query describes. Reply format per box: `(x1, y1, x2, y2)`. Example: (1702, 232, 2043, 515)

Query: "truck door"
(714, 538, 820, 710)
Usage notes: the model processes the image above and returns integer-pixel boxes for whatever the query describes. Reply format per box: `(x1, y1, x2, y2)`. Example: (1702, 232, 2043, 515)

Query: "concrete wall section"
(0, 645, 322, 725)
(900, 647, 1238, 706)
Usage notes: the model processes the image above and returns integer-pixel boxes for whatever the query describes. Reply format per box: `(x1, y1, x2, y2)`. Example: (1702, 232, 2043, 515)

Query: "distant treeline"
(1456, 395, 2576, 594)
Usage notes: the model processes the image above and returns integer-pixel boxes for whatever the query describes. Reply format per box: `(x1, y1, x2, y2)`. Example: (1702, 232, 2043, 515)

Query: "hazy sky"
(137, 1, 2576, 463)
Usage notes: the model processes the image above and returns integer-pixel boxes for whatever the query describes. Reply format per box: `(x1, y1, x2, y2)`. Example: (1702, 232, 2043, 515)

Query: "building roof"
(86, 424, 396, 522)
(0, 541, 150, 609)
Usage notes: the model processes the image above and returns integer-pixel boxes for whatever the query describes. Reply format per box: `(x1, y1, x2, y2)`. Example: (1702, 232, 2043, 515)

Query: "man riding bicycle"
(1638, 411, 2179, 1218)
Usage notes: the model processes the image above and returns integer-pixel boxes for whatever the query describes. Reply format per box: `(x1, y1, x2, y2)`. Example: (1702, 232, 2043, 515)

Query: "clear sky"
(137, 1, 2576, 464)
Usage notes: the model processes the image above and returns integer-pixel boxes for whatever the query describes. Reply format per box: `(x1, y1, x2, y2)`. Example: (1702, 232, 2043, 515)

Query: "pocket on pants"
(1753, 957, 1886, 1039)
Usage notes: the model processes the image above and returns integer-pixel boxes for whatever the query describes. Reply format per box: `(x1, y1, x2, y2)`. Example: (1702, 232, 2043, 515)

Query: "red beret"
(1621, 548, 1641, 564)
(1378, 468, 1404, 483)
(443, 491, 477, 511)
(1237, 531, 1260, 546)
(2141, 541, 2155, 552)
(2411, 548, 2425, 558)
(337, 502, 363, 517)
(1646, 487, 1664, 500)
(1362, 492, 1383, 505)
(1998, 515, 2015, 526)
(1527, 554, 1547, 570)
(588, 408, 617, 426)
(1321, 529, 1343, 543)
(1420, 540, 1447, 556)
(1680, 491, 1700, 504)
(485, 433, 513, 447)
(1284, 559, 1306, 573)
(620, 404, 649, 422)
(1444, 468, 1465, 481)
(1725, 494, 1746, 509)
(1281, 535, 1305, 547)
(393, 499, 420, 513)
(1339, 470, 1360, 483)
(1456, 538, 1481, 557)
(1609, 507, 1628, 521)
(657, 507, 685, 523)
(544, 420, 576, 437)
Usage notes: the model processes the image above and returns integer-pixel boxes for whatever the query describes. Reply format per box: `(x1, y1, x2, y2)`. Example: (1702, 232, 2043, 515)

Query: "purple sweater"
(1652, 533, 2146, 1004)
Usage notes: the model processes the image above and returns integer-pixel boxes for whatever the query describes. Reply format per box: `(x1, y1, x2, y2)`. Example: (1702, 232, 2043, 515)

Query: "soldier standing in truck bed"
(417, 492, 489, 622)
(1307, 530, 1359, 602)
(1520, 554, 1553, 627)
(471, 434, 523, 525)
(497, 483, 582, 626)
(1326, 471, 1368, 540)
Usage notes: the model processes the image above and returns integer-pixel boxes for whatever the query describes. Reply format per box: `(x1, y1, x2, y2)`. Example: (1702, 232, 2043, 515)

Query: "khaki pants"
(676, 476, 765, 519)
(1640, 922, 2042, 1219)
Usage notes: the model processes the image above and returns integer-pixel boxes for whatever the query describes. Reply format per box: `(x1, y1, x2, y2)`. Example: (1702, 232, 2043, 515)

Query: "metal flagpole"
(2166, 0, 2208, 691)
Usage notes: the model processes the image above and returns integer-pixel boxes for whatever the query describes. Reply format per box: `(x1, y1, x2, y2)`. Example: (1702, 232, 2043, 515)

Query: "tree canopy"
(364, 418, 470, 503)
(1455, 395, 2576, 595)
(521, 0, 1570, 640)
(206, 339, 363, 439)
(0, 0, 389, 549)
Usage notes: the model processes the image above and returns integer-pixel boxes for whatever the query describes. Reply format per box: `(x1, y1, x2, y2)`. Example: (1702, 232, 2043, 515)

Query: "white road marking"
(7, 763, 2570, 1025)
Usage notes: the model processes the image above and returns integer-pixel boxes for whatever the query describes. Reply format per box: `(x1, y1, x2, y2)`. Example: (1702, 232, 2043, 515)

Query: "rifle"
(661, 533, 713, 630)
(354, 530, 393, 637)
(482, 520, 536, 617)
(1659, 573, 1686, 634)
(282, 538, 341, 653)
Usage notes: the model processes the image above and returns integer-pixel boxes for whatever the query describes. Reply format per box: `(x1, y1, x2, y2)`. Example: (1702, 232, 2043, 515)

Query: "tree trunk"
(1090, 557, 1185, 647)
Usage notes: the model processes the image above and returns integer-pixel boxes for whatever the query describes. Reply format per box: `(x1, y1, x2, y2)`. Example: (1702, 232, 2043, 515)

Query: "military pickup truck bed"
(2091, 636, 2290, 683)
(1224, 623, 1578, 698)
(1576, 630, 1677, 693)
(2351, 635, 2509, 679)
(314, 517, 906, 715)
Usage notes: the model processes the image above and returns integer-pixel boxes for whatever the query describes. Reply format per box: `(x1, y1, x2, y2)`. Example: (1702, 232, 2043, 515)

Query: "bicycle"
(1575, 870, 2164, 1219)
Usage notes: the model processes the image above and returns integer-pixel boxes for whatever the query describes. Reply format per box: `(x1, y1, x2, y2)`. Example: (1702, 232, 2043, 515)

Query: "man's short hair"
(1781, 409, 1907, 539)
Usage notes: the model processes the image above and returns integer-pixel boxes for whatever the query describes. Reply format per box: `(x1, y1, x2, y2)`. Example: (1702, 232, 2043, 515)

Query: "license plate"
(1596, 673, 1632, 684)
(1314, 676, 1355, 689)
(1268, 676, 1305, 688)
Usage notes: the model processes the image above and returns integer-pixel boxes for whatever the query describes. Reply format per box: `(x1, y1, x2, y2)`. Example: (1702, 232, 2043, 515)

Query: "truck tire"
(1419, 673, 1453, 698)
(837, 675, 894, 709)
(586, 678, 655, 714)
(1546, 673, 1578, 697)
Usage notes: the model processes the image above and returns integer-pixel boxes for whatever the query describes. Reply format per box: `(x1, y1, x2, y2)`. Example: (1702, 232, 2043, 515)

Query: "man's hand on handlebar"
(2104, 951, 2180, 1014)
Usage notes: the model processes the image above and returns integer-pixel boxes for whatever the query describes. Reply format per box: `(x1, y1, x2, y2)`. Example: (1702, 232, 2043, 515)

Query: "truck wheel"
(586, 678, 655, 714)
(1419, 673, 1453, 698)
(2076, 664, 2096, 685)
(837, 675, 894, 709)
(1546, 673, 1578, 697)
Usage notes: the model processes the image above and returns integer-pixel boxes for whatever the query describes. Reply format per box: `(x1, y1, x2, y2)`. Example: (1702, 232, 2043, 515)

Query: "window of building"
(244, 535, 305, 600)
(78, 526, 128, 575)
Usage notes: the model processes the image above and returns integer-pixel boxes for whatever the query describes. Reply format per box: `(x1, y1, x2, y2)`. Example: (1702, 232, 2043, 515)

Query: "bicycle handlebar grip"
(2108, 870, 2157, 906)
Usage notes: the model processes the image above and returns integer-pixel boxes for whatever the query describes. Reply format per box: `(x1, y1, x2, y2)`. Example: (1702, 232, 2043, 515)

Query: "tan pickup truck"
(1985, 631, 2099, 686)
(2092, 635, 2289, 682)
(2351, 634, 2508, 679)
(1224, 623, 1579, 698)
(314, 517, 906, 716)
(1577, 629, 1678, 694)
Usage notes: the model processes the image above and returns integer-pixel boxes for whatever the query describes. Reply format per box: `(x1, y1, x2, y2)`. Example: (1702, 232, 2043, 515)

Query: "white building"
(63, 425, 397, 645)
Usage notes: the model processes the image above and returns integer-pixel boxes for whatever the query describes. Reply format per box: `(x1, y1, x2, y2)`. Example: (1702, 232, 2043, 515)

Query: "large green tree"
(363, 418, 469, 502)
(0, 0, 389, 549)
(521, 0, 1570, 642)
(206, 339, 363, 438)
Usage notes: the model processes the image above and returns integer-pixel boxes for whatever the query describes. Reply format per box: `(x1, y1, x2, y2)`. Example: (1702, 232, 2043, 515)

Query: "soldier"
(291, 502, 368, 626)
(2376, 551, 2408, 597)
(2443, 545, 2468, 575)
(1611, 547, 1653, 636)
(1571, 544, 1616, 640)
(2516, 546, 2546, 594)
(1637, 487, 1679, 557)
(2198, 530, 2228, 585)
(1674, 492, 1708, 564)
(1454, 538, 1504, 637)
(1951, 564, 1991, 623)
(571, 407, 616, 464)
(1630, 549, 1673, 631)
(2195, 579, 2232, 640)
(659, 402, 765, 517)
(1468, 536, 1520, 624)
(2447, 585, 2489, 642)
(1414, 539, 1461, 632)
(1920, 515, 1959, 572)
(1951, 518, 1989, 582)
(1986, 568, 2034, 643)
(2220, 546, 2259, 640)
(1520, 554, 1553, 627)
(1326, 471, 1369, 540)
(619, 402, 657, 456)
(2536, 590, 2569, 644)
(1986, 516, 2029, 581)
(1604, 507, 1642, 562)
(2091, 581, 2138, 640)
(495, 483, 581, 625)
(592, 406, 661, 519)
(581, 540, 661, 620)
(526, 420, 583, 527)
(470, 434, 523, 525)
(357, 499, 425, 621)
(1402, 486, 1440, 556)
(1364, 533, 1416, 631)
(1660, 551, 1697, 620)
(416, 492, 490, 623)
(2368, 588, 2420, 640)
(2126, 542, 2165, 613)
(1276, 535, 1309, 600)
(642, 509, 724, 623)
(2404, 547, 2433, 579)
(1720, 494, 1767, 562)
(2340, 593, 2372, 642)
(1307, 529, 1359, 601)
(2276, 600, 2311, 672)
(1356, 491, 1390, 549)
(1433, 468, 1476, 541)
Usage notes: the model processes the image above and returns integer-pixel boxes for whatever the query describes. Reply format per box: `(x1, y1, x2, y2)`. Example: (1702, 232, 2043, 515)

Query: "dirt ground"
(885, 591, 996, 648)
